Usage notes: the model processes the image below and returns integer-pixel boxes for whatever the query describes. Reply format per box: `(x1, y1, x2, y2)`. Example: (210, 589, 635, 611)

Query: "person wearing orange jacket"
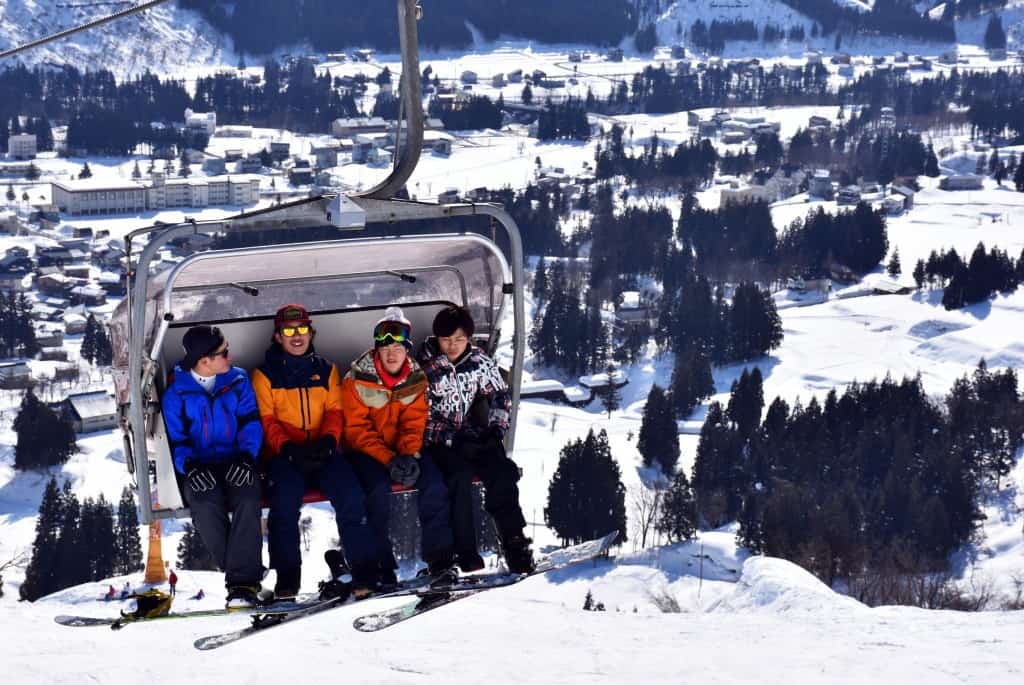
(253, 304, 379, 599)
(341, 306, 455, 587)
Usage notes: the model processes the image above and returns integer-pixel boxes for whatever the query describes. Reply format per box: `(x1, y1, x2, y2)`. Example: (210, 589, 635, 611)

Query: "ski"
(351, 531, 619, 633)
(352, 589, 481, 631)
(54, 595, 326, 630)
(193, 593, 350, 650)
(189, 576, 505, 650)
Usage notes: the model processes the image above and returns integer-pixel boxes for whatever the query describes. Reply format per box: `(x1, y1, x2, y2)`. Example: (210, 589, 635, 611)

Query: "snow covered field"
(4, 173, 1024, 678)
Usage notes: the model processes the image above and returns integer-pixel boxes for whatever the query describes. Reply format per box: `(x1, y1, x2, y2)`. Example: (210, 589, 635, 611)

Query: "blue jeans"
(266, 452, 378, 572)
(347, 451, 454, 566)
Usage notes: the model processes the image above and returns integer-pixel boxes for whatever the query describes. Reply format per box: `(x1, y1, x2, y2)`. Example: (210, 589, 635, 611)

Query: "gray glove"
(388, 453, 420, 487)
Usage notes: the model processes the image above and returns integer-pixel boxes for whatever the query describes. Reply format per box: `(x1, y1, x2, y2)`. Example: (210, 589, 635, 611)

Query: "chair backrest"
(158, 301, 454, 381)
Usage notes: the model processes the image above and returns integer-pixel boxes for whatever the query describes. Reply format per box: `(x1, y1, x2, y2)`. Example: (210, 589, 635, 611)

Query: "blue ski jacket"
(162, 364, 263, 474)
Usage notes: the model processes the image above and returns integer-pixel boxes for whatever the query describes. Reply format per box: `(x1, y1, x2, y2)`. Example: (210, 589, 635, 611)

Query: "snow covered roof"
(562, 385, 591, 402)
(65, 391, 117, 420)
(521, 379, 565, 394)
(579, 370, 628, 388)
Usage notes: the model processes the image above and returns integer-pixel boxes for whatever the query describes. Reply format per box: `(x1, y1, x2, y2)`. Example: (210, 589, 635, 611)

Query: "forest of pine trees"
(676, 361, 1024, 593)
(21, 481, 143, 601)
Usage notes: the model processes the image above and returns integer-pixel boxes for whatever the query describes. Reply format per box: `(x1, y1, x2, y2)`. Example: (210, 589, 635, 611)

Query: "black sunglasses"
(208, 347, 230, 359)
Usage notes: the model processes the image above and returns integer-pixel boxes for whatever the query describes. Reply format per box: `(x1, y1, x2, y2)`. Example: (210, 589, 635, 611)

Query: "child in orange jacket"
(341, 306, 455, 585)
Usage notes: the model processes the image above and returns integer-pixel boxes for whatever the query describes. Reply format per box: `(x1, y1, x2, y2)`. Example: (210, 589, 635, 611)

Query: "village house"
(7, 133, 37, 160)
(0, 360, 32, 389)
(63, 391, 118, 433)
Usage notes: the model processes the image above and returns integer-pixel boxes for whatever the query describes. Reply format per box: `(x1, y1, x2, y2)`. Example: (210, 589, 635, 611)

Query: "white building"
(51, 173, 261, 216)
(7, 133, 37, 160)
(184, 108, 217, 136)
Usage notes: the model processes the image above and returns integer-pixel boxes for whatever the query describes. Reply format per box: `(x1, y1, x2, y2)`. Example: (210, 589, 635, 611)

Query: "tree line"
(684, 362, 1023, 593)
(179, 0, 635, 54)
(20, 479, 142, 601)
(913, 242, 1024, 311)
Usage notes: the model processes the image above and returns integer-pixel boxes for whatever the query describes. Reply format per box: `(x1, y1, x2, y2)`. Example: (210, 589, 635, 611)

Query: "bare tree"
(631, 486, 662, 551)
(300, 516, 313, 552)
(0, 549, 29, 597)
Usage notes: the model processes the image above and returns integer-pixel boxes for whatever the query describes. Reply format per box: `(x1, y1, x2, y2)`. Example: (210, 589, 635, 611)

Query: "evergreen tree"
(913, 258, 926, 288)
(656, 469, 697, 543)
(670, 344, 715, 418)
(988, 147, 1001, 175)
(94, 322, 114, 366)
(19, 477, 62, 601)
(5, 184, 13, 202)
(637, 384, 680, 475)
(114, 487, 143, 575)
(924, 143, 940, 177)
(532, 259, 548, 302)
(601, 364, 620, 418)
(545, 430, 627, 545)
(984, 14, 1007, 50)
(26, 163, 40, 180)
(81, 314, 97, 364)
(131, 160, 142, 179)
(1015, 158, 1024, 192)
(13, 390, 77, 470)
(887, 249, 901, 277)
(54, 482, 87, 589)
(177, 522, 217, 570)
(728, 282, 783, 361)
(79, 162, 92, 179)
(81, 495, 116, 581)
(726, 367, 764, 439)
(691, 402, 744, 527)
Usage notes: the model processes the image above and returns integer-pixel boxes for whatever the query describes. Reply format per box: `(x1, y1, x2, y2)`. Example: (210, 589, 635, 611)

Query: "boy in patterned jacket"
(417, 305, 534, 574)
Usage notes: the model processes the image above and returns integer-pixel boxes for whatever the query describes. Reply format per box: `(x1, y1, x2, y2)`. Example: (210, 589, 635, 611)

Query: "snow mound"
(707, 556, 865, 614)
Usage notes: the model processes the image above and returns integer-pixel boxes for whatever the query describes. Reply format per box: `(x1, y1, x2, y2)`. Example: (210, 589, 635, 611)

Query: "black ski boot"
(273, 567, 301, 600)
(319, 548, 353, 602)
(420, 549, 459, 588)
(502, 533, 535, 575)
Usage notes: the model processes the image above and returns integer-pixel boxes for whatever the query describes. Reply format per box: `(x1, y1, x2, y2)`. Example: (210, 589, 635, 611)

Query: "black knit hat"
(181, 325, 225, 370)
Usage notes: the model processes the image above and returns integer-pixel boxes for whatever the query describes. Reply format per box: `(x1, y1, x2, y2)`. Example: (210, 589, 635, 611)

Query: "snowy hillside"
(0, 0, 235, 78)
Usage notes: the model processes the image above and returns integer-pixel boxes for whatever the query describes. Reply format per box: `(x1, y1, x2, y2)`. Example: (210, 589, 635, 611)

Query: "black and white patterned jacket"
(417, 337, 511, 447)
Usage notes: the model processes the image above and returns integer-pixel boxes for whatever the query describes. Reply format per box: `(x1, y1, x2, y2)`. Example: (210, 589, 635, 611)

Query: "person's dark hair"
(432, 305, 475, 338)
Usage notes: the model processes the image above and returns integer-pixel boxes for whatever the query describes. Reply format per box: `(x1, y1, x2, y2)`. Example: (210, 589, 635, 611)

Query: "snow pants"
(425, 438, 527, 554)
(347, 450, 454, 567)
(265, 451, 379, 574)
(185, 463, 263, 589)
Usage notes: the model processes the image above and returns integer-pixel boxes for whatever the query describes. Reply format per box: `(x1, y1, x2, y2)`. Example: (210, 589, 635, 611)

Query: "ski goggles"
(279, 325, 311, 337)
(373, 320, 411, 345)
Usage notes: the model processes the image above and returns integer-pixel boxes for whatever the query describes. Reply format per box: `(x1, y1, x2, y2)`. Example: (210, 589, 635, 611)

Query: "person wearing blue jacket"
(162, 325, 264, 608)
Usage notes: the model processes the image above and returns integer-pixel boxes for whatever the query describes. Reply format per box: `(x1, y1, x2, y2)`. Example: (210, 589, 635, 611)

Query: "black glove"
(225, 456, 256, 487)
(311, 435, 337, 462)
(281, 442, 320, 476)
(388, 453, 420, 487)
(184, 461, 216, 493)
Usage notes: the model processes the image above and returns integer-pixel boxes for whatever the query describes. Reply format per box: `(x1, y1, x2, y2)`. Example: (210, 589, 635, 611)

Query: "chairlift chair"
(106, 0, 527, 523)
